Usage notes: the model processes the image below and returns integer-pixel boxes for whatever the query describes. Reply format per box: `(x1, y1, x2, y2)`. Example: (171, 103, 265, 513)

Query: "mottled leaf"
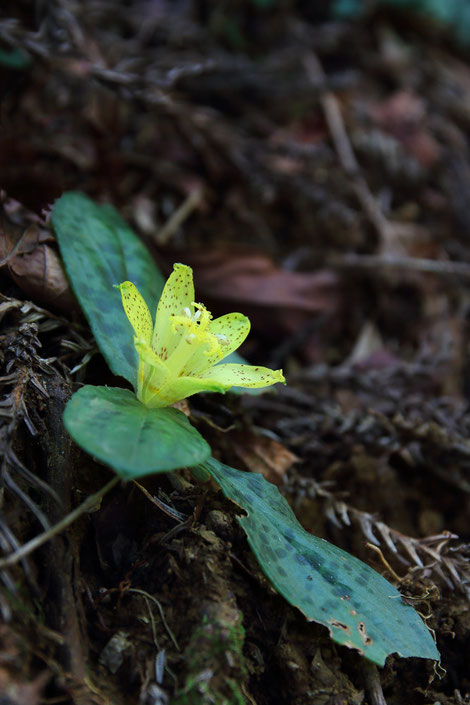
(202, 457, 440, 666)
(52, 192, 165, 387)
(65, 386, 211, 479)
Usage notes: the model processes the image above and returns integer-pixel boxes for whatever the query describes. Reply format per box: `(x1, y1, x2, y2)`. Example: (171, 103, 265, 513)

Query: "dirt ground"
(1, 2, 470, 704)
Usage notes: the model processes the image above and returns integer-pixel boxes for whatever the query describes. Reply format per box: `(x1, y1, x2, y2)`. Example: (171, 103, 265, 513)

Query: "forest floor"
(0, 2, 470, 704)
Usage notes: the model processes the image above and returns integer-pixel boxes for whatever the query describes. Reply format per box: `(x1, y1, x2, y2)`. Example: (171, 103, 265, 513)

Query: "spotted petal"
(186, 313, 251, 376)
(152, 263, 195, 359)
(146, 375, 227, 409)
(134, 339, 168, 380)
(198, 363, 285, 389)
(117, 282, 153, 345)
(134, 339, 169, 404)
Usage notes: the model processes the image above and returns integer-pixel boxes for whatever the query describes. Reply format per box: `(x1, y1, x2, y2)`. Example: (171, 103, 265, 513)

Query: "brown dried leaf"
(231, 430, 299, 485)
(187, 251, 338, 311)
(0, 211, 75, 312)
(8, 244, 76, 313)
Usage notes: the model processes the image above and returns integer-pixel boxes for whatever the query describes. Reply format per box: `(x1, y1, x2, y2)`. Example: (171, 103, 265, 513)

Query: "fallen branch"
(329, 252, 470, 280)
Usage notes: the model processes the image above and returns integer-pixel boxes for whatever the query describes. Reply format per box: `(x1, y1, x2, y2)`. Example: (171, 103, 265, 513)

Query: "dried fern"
(285, 473, 470, 597)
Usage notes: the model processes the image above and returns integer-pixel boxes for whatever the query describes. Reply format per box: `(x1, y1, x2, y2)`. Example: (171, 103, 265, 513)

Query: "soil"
(0, 2, 470, 704)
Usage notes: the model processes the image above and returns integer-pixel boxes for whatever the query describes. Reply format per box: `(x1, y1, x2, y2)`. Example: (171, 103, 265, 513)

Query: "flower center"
(166, 303, 227, 375)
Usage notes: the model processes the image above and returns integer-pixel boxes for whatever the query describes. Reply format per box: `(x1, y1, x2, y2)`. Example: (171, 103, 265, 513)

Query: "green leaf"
(331, 0, 470, 47)
(0, 47, 32, 69)
(202, 457, 440, 666)
(65, 386, 211, 479)
(52, 192, 165, 387)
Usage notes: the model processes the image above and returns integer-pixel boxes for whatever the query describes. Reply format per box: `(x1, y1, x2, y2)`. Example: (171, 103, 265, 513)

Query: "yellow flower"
(117, 263, 285, 408)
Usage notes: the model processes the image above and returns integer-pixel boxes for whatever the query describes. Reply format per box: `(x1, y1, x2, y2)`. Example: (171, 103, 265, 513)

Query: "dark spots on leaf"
(275, 549, 288, 560)
(332, 581, 352, 597)
(324, 599, 338, 612)
(355, 574, 369, 588)
(277, 567, 288, 578)
(101, 322, 121, 337)
(295, 554, 308, 566)
(323, 573, 336, 585)
(263, 546, 276, 562)
(284, 528, 295, 541)
(307, 551, 325, 569)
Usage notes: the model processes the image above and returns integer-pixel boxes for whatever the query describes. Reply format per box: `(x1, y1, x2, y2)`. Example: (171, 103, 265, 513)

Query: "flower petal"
(187, 312, 251, 376)
(134, 339, 170, 405)
(153, 263, 195, 359)
(117, 281, 153, 344)
(134, 339, 168, 378)
(209, 313, 251, 360)
(145, 375, 227, 409)
(198, 363, 285, 389)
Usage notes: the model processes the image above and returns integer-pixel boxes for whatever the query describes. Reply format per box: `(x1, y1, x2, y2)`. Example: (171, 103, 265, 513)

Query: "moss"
(174, 608, 248, 705)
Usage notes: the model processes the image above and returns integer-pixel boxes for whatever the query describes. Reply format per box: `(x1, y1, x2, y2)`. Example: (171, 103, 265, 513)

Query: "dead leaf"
(8, 243, 76, 312)
(0, 212, 76, 312)
(230, 429, 299, 485)
(187, 251, 337, 310)
(172, 399, 190, 416)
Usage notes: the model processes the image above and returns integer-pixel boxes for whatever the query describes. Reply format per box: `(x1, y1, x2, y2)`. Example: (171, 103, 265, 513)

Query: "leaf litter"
(1, 1, 470, 703)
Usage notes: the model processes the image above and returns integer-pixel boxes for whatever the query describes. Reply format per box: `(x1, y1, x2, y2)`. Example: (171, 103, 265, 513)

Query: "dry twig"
(0, 475, 120, 570)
